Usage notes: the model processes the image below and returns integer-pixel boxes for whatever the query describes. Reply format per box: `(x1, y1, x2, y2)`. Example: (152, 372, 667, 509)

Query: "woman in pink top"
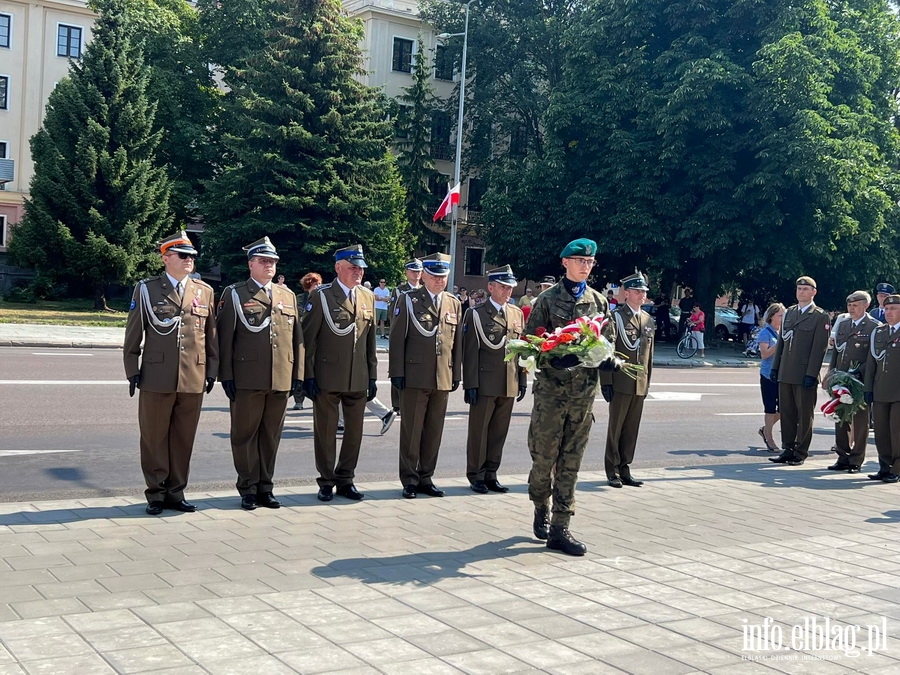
(689, 302, 706, 358)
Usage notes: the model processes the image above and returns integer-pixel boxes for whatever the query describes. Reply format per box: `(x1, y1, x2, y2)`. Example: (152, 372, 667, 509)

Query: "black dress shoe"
(417, 484, 445, 498)
(241, 494, 258, 510)
(533, 507, 550, 540)
(336, 484, 364, 500)
(869, 471, 888, 480)
(546, 525, 587, 556)
(882, 473, 900, 483)
(607, 477, 623, 488)
(402, 485, 417, 499)
(470, 481, 489, 494)
(164, 500, 197, 512)
(786, 458, 805, 466)
(621, 473, 644, 487)
(146, 501, 164, 515)
(317, 486, 334, 502)
(769, 452, 794, 464)
(827, 462, 850, 471)
(848, 465, 860, 474)
(258, 492, 281, 508)
(484, 479, 509, 493)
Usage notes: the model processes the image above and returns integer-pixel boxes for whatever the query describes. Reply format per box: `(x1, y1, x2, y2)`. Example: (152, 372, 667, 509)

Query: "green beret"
(560, 238, 598, 258)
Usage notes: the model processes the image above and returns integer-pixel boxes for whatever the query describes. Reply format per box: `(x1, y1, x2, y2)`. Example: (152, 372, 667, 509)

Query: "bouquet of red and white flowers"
(505, 315, 642, 377)
(820, 369, 866, 423)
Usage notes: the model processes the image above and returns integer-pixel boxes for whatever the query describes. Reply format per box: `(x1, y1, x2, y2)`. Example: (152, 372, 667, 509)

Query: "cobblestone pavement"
(1, 459, 898, 674)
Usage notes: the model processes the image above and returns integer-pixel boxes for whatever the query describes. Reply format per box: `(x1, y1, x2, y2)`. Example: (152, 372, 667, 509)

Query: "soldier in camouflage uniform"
(526, 238, 620, 556)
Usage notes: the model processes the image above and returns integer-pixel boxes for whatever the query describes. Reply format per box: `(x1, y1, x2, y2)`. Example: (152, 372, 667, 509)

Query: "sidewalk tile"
(63, 608, 144, 632)
(18, 653, 114, 674)
(198, 655, 298, 675)
(442, 648, 535, 674)
(175, 634, 265, 664)
(81, 625, 169, 652)
(344, 636, 430, 664)
(9, 597, 89, 619)
(378, 659, 465, 675)
(405, 629, 488, 657)
(102, 644, 194, 674)
(308, 618, 392, 644)
(278, 645, 365, 674)
(503, 639, 599, 669)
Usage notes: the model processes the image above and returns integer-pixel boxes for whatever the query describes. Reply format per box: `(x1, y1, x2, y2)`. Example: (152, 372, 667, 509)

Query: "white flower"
(520, 355, 538, 373)
(839, 394, 854, 405)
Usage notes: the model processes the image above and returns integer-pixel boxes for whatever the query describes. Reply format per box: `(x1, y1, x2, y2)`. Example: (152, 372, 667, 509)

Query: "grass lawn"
(0, 299, 131, 327)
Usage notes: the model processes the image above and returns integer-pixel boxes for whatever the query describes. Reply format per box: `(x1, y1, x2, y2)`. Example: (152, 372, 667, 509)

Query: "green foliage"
(395, 39, 443, 250)
(8, 0, 172, 305)
(126, 0, 220, 224)
(196, 0, 274, 79)
(428, 0, 900, 307)
(201, 0, 410, 285)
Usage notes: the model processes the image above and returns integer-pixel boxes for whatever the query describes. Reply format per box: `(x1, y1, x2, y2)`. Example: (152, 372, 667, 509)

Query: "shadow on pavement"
(582, 456, 887, 493)
(310, 536, 537, 586)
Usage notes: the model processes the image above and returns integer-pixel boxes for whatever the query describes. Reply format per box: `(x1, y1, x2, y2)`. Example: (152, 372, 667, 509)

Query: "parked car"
(667, 306, 740, 340)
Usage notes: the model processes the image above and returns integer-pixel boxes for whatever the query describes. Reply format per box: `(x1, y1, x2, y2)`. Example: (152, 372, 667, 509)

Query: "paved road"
(0, 346, 840, 501)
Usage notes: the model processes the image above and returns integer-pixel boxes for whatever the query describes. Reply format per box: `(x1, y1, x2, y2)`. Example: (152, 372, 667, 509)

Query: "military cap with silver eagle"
(487, 265, 517, 288)
(335, 244, 367, 268)
(421, 252, 451, 276)
(243, 236, 279, 260)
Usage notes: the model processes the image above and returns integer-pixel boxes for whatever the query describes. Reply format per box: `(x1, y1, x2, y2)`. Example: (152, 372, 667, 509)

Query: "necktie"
(348, 289, 355, 309)
(175, 281, 183, 299)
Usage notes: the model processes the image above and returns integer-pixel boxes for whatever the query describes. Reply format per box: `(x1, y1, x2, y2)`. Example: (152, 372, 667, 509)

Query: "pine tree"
(395, 39, 442, 250)
(202, 0, 410, 283)
(8, 0, 172, 308)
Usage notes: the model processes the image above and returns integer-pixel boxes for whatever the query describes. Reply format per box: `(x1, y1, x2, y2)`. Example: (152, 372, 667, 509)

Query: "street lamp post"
(437, 0, 475, 289)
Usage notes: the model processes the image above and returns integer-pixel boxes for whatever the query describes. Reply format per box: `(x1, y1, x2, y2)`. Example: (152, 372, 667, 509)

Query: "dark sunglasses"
(175, 252, 196, 260)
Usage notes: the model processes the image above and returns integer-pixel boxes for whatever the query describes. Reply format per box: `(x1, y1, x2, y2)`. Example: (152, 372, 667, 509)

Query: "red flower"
(533, 326, 548, 338)
(557, 333, 576, 344)
(541, 337, 559, 352)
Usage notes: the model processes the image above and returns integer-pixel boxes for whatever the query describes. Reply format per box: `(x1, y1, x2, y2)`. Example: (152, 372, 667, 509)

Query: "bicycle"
(676, 324, 699, 359)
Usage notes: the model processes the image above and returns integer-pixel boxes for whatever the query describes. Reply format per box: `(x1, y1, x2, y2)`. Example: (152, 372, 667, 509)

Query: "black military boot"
(546, 524, 587, 556)
(532, 507, 550, 540)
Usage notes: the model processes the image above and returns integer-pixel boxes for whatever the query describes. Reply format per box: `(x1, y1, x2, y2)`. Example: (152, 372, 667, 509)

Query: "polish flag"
(433, 182, 461, 221)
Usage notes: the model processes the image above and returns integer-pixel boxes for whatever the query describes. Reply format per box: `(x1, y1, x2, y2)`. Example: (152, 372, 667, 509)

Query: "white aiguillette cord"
(140, 282, 181, 336)
(407, 293, 438, 337)
(232, 287, 271, 333)
(317, 287, 357, 346)
(614, 311, 640, 352)
(471, 307, 506, 350)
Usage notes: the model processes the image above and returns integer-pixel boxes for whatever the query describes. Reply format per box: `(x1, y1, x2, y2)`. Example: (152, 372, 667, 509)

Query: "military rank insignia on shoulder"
(130, 299, 137, 311)
(306, 302, 313, 312)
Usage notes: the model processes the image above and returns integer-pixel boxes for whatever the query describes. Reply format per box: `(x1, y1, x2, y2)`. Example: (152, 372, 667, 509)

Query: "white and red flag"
(432, 182, 461, 221)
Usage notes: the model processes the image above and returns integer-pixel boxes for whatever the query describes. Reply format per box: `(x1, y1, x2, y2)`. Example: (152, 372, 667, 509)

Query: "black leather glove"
(221, 380, 236, 402)
(549, 354, 580, 369)
(451, 380, 460, 392)
(865, 391, 874, 405)
(598, 356, 624, 372)
(391, 376, 405, 391)
(464, 388, 478, 405)
(304, 378, 320, 400)
(292, 379, 302, 395)
(770, 369, 778, 382)
(601, 384, 614, 403)
(802, 375, 817, 389)
(128, 374, 140, 397)
(516, 386, 527, 402)
(367, 379, 377, 402)
(205, 377, 215, 394)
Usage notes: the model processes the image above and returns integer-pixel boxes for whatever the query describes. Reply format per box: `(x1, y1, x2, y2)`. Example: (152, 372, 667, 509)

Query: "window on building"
(434, 45, 454, 81)
(0, 216, 7, 247)
(430, 111, 452, 161)
(0, 14, 11, 49)
(392, 37, 413, 73)
(467, 178, 486, 211)
(0, 76, 8, 110)
(465, 247, 485, 277)
(0, 141, 6, 191)
(510, 124, 528, 156)
(57, 24, 82, 58)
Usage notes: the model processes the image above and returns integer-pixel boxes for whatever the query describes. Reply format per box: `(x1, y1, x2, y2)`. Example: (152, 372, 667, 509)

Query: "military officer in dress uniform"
(302, 244, 377, 502)
(602, 272, 655, 488)
(124, 231, 219, 515)
(217, 237, 303, 510)
(769, 276, 831, 466)
(825, 291, 880, 473)
(388, 259, 424, 413)
(869, 283, 894, 323)
(864, 295, 900, 482)
(526, 239, 620, 556)
(389, 253, 463, 499)
(462, 265, 528, 494)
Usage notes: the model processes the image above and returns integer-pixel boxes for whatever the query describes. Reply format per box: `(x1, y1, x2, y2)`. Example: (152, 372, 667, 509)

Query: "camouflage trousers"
(527, 387, 595, 527)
